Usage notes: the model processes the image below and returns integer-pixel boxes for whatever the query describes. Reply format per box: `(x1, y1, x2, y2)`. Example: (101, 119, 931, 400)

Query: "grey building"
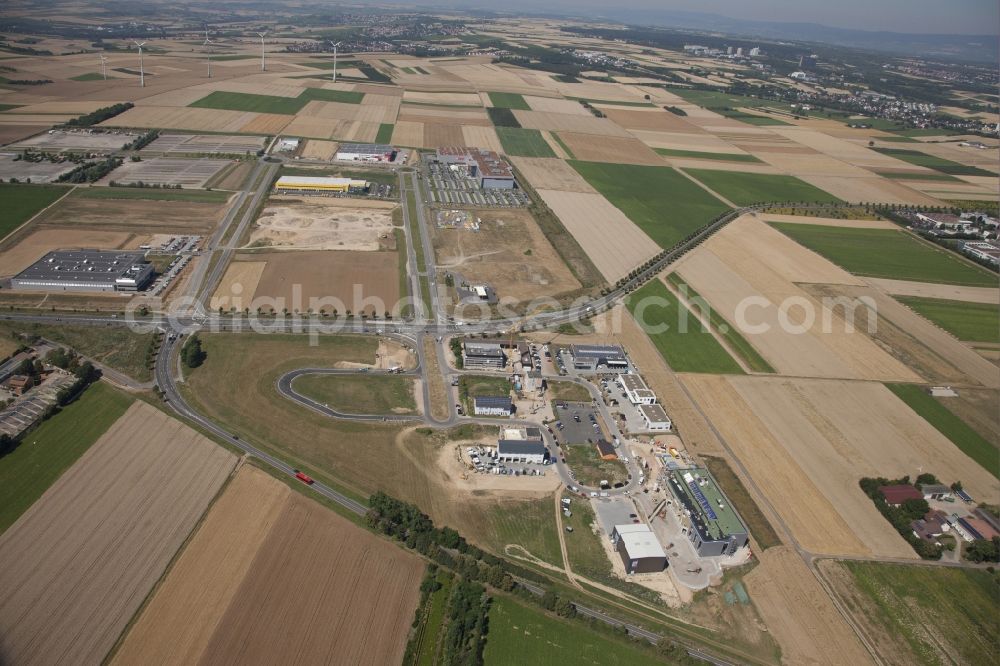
(612, 524, 667, 574)
(497, 439, 547, 464)
(668, 468, 749, 557)
(462, 342, 506, 369)
(12, 250, 154, 293)
(434, 147, 516, 189)
(569, 344, 629, 372)
(473, 395, 513, 416)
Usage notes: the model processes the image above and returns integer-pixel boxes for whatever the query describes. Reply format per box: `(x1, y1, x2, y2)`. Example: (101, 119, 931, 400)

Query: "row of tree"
(64, 102, 134, 128)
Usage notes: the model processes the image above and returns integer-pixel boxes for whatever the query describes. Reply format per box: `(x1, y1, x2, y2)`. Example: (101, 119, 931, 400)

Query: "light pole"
(257, 32, 267, 72)
(133, 40, 147, 87)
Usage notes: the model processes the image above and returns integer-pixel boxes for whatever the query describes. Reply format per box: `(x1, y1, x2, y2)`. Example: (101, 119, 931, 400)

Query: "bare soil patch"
(558, 132, 665, 165)
(248, 197, 397, 252)
(510, 157, 596, 193)
(33, 192, 232, 235)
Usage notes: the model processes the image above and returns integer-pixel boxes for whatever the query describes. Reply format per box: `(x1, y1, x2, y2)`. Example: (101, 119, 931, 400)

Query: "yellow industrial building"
(274, 175, 369, 193)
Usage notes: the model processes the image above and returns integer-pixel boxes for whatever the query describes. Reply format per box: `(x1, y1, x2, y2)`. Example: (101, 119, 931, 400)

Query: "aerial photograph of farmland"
(0, 0, 996, 664)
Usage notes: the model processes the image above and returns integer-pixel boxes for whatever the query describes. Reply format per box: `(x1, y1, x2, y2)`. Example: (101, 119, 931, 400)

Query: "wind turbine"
(99, 54, 108, 81)
(330, 41, 342, 83)
(204, 30, 214, 78)
(132, 41, 147, 87)
(257, 31, 267, 72)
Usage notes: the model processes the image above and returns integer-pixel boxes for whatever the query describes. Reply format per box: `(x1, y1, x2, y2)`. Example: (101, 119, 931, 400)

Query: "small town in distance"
(0, 2, 996, 666)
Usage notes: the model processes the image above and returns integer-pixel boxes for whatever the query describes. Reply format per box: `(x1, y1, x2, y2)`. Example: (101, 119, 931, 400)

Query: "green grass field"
(886, 384, 998, 480)
(569, 161, 730, 249)
(685, 168, 842, 205)
(496, 127, 556, 158)
(896, 296, 999, 343)
(487, 106, 521, 128)
(190, 87, 364, 114)
(701, 456, 781, 549)
(873, 147, 995, 176)
(484, 595, 666, 666)
(654, 148, 763, 163)
(292, 374, 417, 415)
(667, 89, 796, 125)
(877, 171, 961, 182)
(770, 223, 997, 286)
(836, 561, 999, 666)
(411, 571, 453, 666)
(488, 92, 530, 110)
(720, 111, 791, 126)
(375, 122, 394, 143)
(458, 375, 511, 414)
(563, 445, 629, 487)
(627, 280, 744, 374)
(70, 72, 105, 81)
(74, 186, 231, 203)
(666, 273, 775, 373)
(0, 183, 68, 239)
(547, 380, 591, 402)
(0, 382, 133, 534)
(481, 498, 563, 567)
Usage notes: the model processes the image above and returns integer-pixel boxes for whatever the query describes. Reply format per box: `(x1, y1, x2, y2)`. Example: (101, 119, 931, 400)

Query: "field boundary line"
(0, 184, 76, 246)
(674, 167, 737, 208)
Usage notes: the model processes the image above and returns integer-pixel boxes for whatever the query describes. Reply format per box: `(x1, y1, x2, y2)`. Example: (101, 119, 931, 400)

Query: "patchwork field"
(495, 127, 556, 157)
(558, 132, 664, 165)
(434, 207, 580, 303)
(536, 189, 658, 282)
(0, 402, 236, 666)
(248, 196, 398, 252)
(685, 168, 843, 205)
(771, 222, 997, 286)
(896, 296, 999, 343)
(569, 160, 730, 248)
(682, 374, 999, 557)
(0, 183, 69, 240)
(114, 464, 424, 666)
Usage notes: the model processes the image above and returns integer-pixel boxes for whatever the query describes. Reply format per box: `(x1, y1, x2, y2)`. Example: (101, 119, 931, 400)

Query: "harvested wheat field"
(210, 261, 267, 311)
(674, 217, 919, 381)
(798, 175, 942, 206)
(513, 110, 632, 136)
(460, 125, 503, 152)
(434, 207, 580, 302)
(423, 123, 465, 147)
(683, 374, 1000, 557)
(758, 213, 897, 229)
(537, 189, 658, 282)
(391, 120, 425, 147)
(510, 156, 596, 192)
(599, 106, 702, 132)
(249, 250, 401, 313)
(558, 132, 665, 165)
(33, 191, 232, 235)
(248, 197, 397, 252)
(744, 547, 874, 666)
(0, 402, 236, 666)
(300, 139, 339, 160)
(114, 465, 423, 666)
(866, 278, 999, 304)
(0, 228, 133, 276)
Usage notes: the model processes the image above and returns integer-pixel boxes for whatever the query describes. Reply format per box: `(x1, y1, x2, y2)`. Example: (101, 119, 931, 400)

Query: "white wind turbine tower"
(99, 54, 108, 81)
(257, 31, 267, 71)
(133, 40, 147, 87)
(204, 30, 214, 78)
(330, 41, 342, 83)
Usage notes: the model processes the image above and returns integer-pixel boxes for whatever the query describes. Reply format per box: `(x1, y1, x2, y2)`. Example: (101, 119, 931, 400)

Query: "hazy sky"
(458, 0, 1000, 35)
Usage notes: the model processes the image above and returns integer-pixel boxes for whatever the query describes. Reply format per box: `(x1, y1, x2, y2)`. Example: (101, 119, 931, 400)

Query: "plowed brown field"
(0, 402, 236, 666)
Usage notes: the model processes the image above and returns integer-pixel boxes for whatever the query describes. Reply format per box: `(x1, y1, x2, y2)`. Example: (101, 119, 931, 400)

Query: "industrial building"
(11, 250, 154, 293)
(638, 403, 672, 431)
(433, 147, 516, 189)
(569, 344, 629, 373)
(462, 341, 506, 370)
(274, 175, 369, 194)
(497, 438, 547, 464)
(617, 374, 656, 405)
(668, 468, 749, 557)
(611, 524, 667, 574)
(473, 395, 513, 416)
(335, 143, 397, 162)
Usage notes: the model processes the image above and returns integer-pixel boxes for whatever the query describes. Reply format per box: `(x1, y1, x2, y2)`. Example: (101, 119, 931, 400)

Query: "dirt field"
(510, 156, 597, 192)
(32, 192, 232, 235)
(248, 250, 401, 314)
(114, 465, 424, 666)
(536, 189, 658, 282)
(674, 217, 920, 381)
(460, 125, 503, 152)
(599, 106, 702, 132)
(423, 123, 465, 148)
(0, 402, 236, 666)
(758, 213, 897, 229)
(745, 547, 875, 666)
(513, 110, 632, 137)
(300, 139, 339, 160)
(558, 132, 666, 165)
(798, 175, 943, 206)
(865, 277, 999, 304)
(211, 261, 267, 311)
(248, 197, 398, 252)
(0, 228, 133, 276)
(682, 374, 999, 557)
(433, 207, 580, 302)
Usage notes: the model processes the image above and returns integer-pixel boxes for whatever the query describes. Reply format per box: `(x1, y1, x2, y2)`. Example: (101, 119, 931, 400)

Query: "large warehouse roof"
(13, 250, 151, 287)
(615, 524, 666, 559)
(275, 175, 367, 188)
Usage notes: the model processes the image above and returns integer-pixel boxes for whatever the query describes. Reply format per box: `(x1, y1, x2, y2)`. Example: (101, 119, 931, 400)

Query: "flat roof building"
(497, 439, 547, 464)
(462, 341, 506, 370)
(668, 468, 749, 557)
(612, 524, 667, 574)
(617, 374, 656, 405)
(12, 250, 154, 293)
(335, 143, 397, 162)
(638, 403, 672, 431)
(434, 147, 516, 189)
(473, 395, 513, 416)
(274, 175, 369, 193)
(569, 344, 628, 373)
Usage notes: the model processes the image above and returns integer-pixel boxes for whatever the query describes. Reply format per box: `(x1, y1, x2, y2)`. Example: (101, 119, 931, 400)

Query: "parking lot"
(552, 401, 608, 446)
(10, 129, 138, 153)
(599, 376, 654, 435)
(0, 153, 76, 183)
(143, 133, 266, 156)
(104, 157, 231, 188)
(425, 162, 530, 207)
(461, 444, 554, 478)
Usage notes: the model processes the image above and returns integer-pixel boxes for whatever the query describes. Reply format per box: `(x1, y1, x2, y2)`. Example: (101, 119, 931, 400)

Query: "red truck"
(294, 470, 315, 485)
